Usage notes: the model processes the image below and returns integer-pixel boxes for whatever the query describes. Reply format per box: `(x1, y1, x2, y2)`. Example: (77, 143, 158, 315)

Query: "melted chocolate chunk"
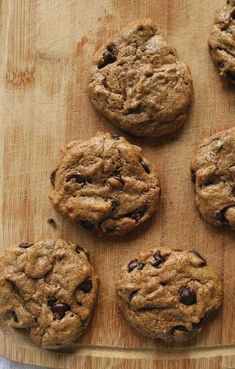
(80, 220, 95, 229)
(98, 49, 117, 68)
(191, 170, 196, 184)
(50, 170, 57, 187)
(76, 245, 88, 257)
(11, 311, 19, 323)
(18, 242, 33, 249)
(226, 70, 235, 81)
(128, 259, 144, 272)
(172, 325, 189, 333)
(50, 302, 71, 320)
(179, 286, 197, 306)
(78, 277, 92, 293)
(128, 206, 147, 221)
(152, 250, 166, 269)
(66, 172, 90, 186)
(217, 207, 230, 224)
(140, 159, 150, 174)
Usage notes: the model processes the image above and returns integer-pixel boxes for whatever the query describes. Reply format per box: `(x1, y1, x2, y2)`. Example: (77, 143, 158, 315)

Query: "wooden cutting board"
(0, 0, 235, 368)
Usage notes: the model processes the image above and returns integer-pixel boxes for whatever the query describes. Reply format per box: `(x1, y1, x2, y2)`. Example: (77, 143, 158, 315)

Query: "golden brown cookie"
(49, 133, 161, 236)
(208, 0, 235, 85)
(191, 127, 235, 229)
(89, 20, 193, 137)
(116, 247, 222, 342)
(0, 240, 98, 349)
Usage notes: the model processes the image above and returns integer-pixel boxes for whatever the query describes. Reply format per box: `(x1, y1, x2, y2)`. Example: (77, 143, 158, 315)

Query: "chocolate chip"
(191, 170, 196, 184)
(76, 245, 86, 254)
(172, 325, 189, 333)
(18, 242, 33, 249)
(152, 251, 166, 269)
(98, 50, 116, 68)
(231, 9, 235, 20)
(217, 61, 224, 69)
(66, 172, 88, 186)
(50, 302, 70, 320)
(226, 70, 235, 81)
(79, 220, 95, 229)
(47, 297, 57, 306)
(189, 250, 207, 267)
(128, 206, 147, 221)
(140, 159, 150, 174)
(11, 311, 19, 323)
(50, 170, 57, 187)
(128, 259, 144, 272)
(217, 207, 230, 224)
(179, 286, 197, 306)
(78, 277, 92, 293)
(112, 134, 120, 140)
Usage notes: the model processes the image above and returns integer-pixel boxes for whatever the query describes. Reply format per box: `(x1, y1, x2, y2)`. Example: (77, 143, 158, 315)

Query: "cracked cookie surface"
(116, 247, 222, 342)
(89, 20, 193, 137)
(208, 0, 235, 85)
(49, 133, 161, 236)
(0, 239, 98, 349)
(191, 127, 235, 229)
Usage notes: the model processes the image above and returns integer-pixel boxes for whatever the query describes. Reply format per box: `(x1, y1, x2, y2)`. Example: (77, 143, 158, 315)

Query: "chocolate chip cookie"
(49, 133, 161, 235)
(89, 20, 193, 137)
(0, 239, 98, 349)
(191, 127, 235, 229)
(116, 248, 222, 342)
(208, 0, 235, 85)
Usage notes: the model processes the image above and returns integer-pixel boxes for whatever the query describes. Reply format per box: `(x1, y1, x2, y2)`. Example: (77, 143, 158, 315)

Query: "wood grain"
(0, 0, 235, 368)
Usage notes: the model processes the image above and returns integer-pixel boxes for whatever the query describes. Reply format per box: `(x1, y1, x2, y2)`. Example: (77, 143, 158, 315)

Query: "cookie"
(89, 20, 193, 137)
(191, 128, 235, 229)
(208, 0, 235, 85)
(49, 133, 161, 236)
(116, 247, 222, 342)
(0, 239, 98, 349)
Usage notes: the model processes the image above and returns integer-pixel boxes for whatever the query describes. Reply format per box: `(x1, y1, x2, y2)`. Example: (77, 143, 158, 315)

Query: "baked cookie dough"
(191, 127, 235, 229)
(208, 0, 235, 85)
(49, 133, 161, 236)
(0, 239, 98, 349)
(89, 20, 193, 137)
(116, 247, 222, 342)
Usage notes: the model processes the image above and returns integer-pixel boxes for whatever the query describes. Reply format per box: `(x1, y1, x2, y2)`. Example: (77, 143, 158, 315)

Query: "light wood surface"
(0, 0, 235, 368)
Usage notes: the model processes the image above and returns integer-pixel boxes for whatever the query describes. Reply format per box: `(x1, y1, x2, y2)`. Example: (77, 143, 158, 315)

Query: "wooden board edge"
(0, 341, 235, 369)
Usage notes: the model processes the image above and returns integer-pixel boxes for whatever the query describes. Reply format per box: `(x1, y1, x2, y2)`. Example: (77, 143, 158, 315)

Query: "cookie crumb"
(47, 218, 57, 228)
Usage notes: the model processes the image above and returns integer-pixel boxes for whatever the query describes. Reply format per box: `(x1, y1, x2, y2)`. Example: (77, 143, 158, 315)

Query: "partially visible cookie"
(116, 247, 222, 342)
(49, 133, 161, 236)
(208, 0, 235, 85)
(191, 127, 235, 229)
(0, 240, 98, 349)
(89, 20, 193, 137)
